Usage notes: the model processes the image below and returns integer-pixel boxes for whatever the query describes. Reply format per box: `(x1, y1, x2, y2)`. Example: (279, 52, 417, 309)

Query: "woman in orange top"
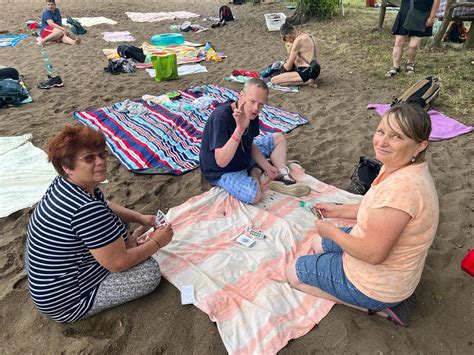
(286, 103, 439, 326)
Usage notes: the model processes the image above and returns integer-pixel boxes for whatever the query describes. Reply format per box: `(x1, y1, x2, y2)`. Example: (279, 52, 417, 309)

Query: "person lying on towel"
(286, 103, 439, 327)
(25, 125, 172, 323)
(37, 0, 80, 46)
(199, 78, 310, 204)
(271, 21, 320, 88)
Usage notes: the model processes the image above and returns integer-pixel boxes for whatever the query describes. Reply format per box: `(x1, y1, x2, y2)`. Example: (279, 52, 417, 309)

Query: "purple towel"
(368, 104, 473, 141)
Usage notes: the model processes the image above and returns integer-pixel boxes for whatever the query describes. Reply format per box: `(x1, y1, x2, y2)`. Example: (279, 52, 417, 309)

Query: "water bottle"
(40, 47, 54, 76)
(169, 25, 179, 32)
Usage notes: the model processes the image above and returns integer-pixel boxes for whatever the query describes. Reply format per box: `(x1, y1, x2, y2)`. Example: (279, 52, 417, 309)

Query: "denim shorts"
(295, 227, 400, 310)
(215, 134, 275, 203)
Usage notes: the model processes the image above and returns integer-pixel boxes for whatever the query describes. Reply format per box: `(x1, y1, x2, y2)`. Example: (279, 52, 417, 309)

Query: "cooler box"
(264, 13, 287, 32)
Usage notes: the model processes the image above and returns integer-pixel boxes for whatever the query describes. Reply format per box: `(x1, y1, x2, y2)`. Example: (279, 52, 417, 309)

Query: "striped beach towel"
(73, 85, 308, 175)
(153, 169, 363, 354)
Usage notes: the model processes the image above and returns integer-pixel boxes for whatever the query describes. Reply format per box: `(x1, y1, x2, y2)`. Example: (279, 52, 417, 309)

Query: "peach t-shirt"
(343, 162, 439, 303)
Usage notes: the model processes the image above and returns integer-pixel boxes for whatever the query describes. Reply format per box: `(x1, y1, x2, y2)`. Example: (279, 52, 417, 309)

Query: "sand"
(1, 0, 473, 353)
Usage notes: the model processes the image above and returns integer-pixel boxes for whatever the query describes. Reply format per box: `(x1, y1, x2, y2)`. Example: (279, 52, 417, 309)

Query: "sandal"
(385, 66, 401, 78)
(405, 62, 415, 75)
(381, 293, 417, 327)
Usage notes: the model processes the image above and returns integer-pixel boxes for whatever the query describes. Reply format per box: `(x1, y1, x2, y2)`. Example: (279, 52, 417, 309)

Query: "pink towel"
(368, 104, 473, 141)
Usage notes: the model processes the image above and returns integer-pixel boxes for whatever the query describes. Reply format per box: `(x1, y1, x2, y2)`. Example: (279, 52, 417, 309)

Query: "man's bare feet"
(307, 79, 317, 88)
(74, 37, 81, 45)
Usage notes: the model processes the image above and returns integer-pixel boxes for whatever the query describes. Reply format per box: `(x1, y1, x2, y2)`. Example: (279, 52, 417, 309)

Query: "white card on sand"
(180, 285, 195, 305)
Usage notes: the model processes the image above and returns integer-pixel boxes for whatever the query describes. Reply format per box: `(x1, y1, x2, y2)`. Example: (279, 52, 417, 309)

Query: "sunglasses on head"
(78, 150, 109, 164)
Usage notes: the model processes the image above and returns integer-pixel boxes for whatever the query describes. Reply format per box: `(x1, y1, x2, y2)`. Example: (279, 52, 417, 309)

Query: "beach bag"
(66, 18, 87, 35)
(348, 156, 383, 195)
(0, 79, 28, 108)
(403, 0, 429, 32)
(219, 5, 234, 22)
(117, 45, 146, 63)
(151, 54, 179, 82)
(391, 76, 440, 111)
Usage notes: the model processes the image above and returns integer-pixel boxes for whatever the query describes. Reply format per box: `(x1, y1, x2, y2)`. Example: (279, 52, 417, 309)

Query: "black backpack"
(0, 79, 29, 108)
(117, 45, 145, 63)
(66, 17, 87, 35)
(219, 5, 234, 22)
(391, 76, 440, 111)
(348, 156, 383, 195)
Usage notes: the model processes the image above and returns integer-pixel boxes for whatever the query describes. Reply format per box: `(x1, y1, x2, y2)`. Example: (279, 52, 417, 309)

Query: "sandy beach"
(1, 0, 473, 353)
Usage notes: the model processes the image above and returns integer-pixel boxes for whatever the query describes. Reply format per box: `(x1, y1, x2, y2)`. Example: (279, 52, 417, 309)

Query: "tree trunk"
(289, 1, 310, 25)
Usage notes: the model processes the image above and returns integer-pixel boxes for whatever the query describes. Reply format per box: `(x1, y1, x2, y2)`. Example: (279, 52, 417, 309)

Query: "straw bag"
(151, 54, 179, 82)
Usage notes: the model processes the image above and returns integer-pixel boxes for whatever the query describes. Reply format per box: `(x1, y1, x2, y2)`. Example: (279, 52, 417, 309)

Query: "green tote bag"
(151, 54, 179, 82)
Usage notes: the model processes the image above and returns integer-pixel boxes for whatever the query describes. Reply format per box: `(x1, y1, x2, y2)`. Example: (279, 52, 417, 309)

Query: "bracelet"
(231, 134, 240, 143)
(150, 238, 161, 249)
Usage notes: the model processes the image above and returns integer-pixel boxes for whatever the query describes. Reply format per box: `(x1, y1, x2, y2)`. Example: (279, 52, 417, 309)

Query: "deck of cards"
(155, 209, 169, 228)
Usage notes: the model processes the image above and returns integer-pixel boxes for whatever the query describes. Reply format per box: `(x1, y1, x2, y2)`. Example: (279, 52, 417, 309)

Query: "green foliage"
(296, 0, 341, 19)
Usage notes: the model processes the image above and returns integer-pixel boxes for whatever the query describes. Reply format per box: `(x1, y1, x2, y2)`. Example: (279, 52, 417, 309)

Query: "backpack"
(0, 79, 29, 108)
(219, 5, 234, 22)
(117, 45, 146, 63)
(66, 18, 87, 35)
(348, 156, 383, 195)
(391, 76, 440, 111)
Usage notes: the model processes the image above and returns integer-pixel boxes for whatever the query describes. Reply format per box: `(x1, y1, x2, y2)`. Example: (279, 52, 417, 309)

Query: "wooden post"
(464, 20, 474, 48)
(378, 0, 388, 28)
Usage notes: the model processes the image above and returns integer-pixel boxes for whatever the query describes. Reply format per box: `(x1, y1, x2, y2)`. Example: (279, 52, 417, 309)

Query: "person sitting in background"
(270, 21, 320, 87)
(25, 125, 172, 322)
(199, 78, 310, 204)
(286, 103, 439, 327)
(37, 0, 81, 46)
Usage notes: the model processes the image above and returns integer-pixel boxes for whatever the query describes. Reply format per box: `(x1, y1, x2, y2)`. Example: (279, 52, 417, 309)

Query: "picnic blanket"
(0, 134, 57, 218)
(62, 17, 117, 26)
(103, 42, 220, 69)
(125, 11, 200, 22)
(152, 169, 363, 354)
(0, 35, 28, 48)
(102, 31, 135, 42)
(73, 85, 308, 175)
(368, 104, 473, 141)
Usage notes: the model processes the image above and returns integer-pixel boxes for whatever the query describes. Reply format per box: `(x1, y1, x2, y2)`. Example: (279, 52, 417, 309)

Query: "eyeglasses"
(78, 150, 109, 164)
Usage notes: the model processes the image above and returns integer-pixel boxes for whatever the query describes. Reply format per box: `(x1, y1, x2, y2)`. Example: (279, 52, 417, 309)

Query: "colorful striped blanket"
(103, 42, 224, 68)
(73, 85, 308, 175)
(153, 168, 363, 354)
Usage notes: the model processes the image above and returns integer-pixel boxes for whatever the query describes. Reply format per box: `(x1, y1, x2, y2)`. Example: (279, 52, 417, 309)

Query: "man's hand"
(233, 101, 250, 133)
(263, 164, 279, 180)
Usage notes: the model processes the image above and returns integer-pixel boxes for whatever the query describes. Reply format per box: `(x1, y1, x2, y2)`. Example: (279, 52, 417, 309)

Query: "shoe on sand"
(37, 75, 64, 89)
(268, 178, 311, 197)
(381, 293, 417, 327)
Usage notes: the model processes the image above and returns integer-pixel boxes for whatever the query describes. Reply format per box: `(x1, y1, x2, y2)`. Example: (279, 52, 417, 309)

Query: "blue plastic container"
(151, 33, 184, 46)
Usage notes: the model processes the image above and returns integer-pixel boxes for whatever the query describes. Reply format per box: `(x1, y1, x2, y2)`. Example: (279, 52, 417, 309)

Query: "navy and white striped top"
(25, 176, 128, 322)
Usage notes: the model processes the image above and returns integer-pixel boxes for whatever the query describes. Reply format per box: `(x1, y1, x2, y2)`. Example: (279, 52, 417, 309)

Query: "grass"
(302, 1, 473, 120)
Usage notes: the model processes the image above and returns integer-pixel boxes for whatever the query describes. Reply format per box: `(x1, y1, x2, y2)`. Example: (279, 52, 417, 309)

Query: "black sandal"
(385, 66, 401, 78)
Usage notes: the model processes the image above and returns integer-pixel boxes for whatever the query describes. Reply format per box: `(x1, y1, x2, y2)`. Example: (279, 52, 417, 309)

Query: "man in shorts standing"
(199, 78, 310, 204)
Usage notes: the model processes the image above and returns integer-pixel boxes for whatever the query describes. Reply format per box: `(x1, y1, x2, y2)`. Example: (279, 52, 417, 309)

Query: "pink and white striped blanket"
(153, 169, 362, 354)
(125, 11, 200, 22)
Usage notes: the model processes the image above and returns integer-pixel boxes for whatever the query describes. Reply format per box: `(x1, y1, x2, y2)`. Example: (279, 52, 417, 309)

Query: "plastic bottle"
(40, 47, 54, 76)
(169, 25, 179, 32)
